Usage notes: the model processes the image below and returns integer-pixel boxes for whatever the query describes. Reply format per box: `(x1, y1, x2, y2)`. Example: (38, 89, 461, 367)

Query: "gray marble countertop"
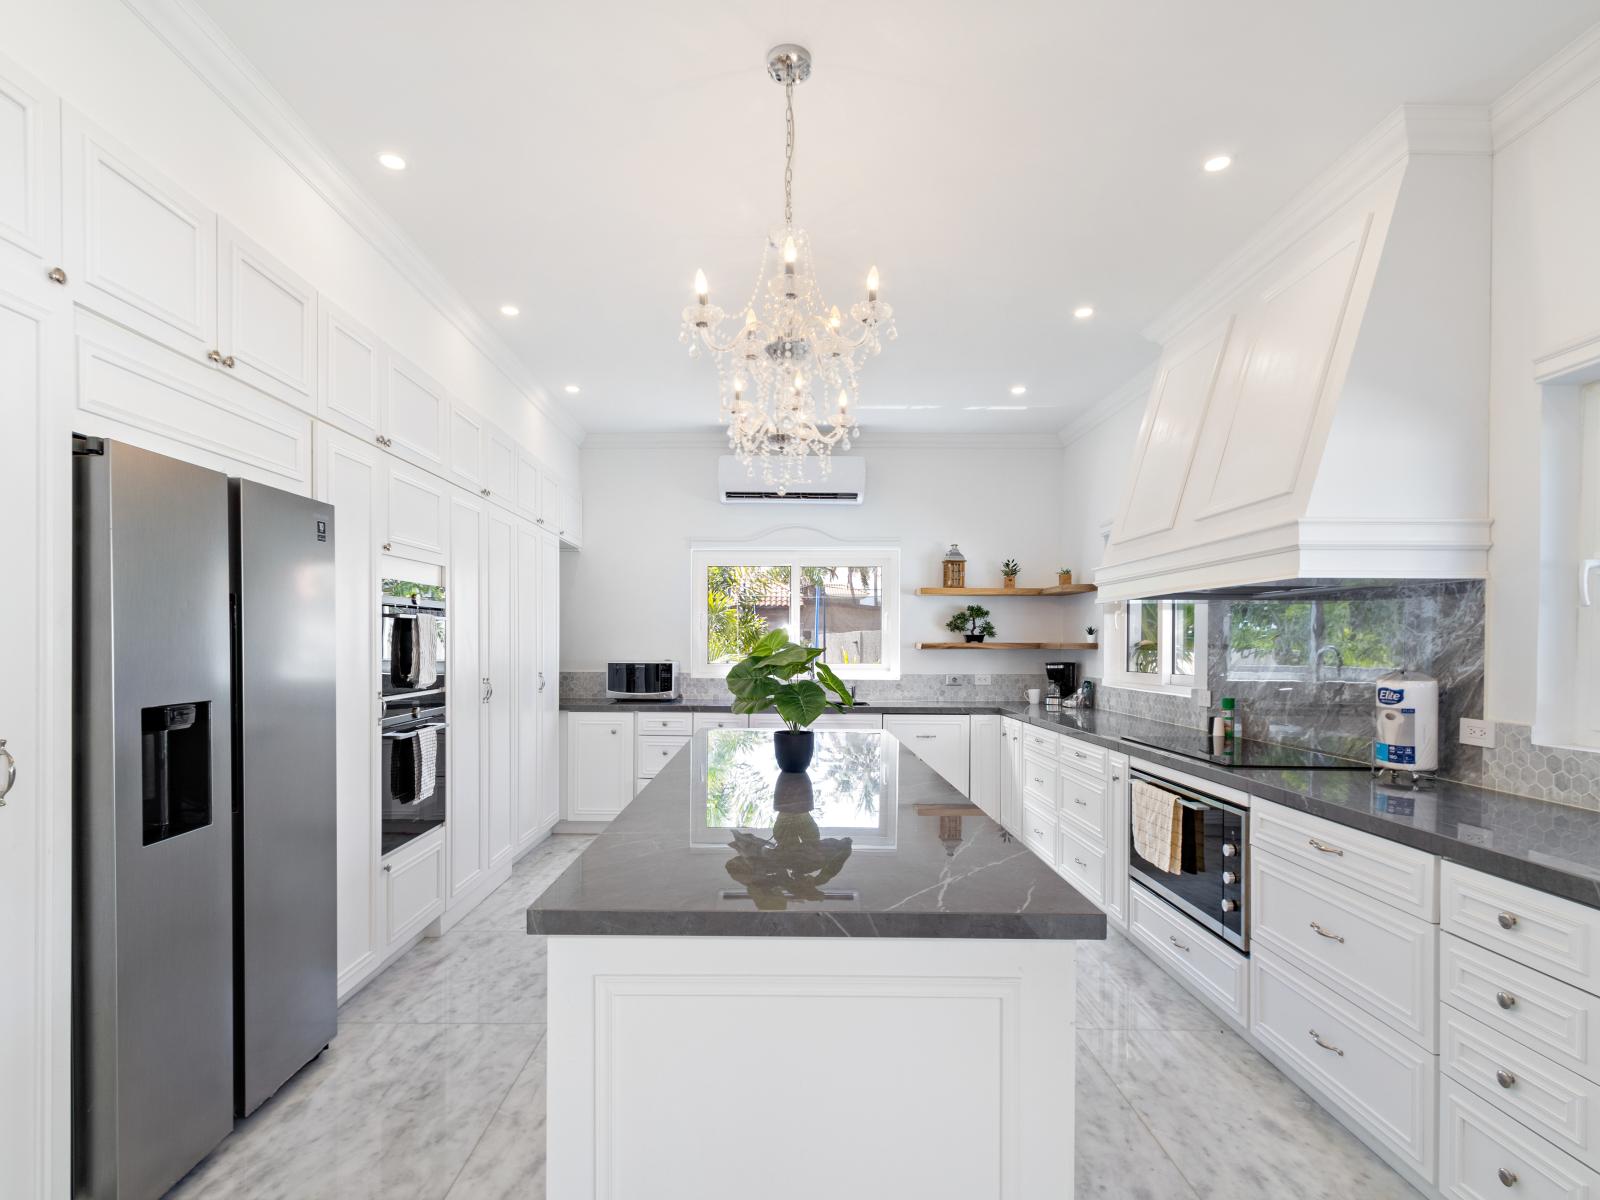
(527, 729, 1107, 940)
(562, 697, 1600, 908)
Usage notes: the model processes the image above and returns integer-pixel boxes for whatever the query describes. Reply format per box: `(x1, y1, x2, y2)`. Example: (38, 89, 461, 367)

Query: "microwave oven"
(607, 662, 682, 700)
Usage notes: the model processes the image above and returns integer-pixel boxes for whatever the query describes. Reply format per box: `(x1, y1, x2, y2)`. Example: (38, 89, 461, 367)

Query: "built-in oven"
(1127, 765, 1249, 951)
(380, 697, 447, 855)
(381, 582, 447, 699)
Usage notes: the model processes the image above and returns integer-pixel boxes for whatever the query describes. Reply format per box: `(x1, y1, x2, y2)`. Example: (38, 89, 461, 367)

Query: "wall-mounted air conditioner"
(718, 455, 865, 504)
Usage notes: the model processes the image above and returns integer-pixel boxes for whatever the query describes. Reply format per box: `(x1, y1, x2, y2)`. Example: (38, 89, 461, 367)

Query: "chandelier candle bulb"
(694, 269, 708, 306)
(867, 266, 880, 302)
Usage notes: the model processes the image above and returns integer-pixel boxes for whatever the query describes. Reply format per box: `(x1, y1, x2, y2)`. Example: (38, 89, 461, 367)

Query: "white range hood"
(1095, 106, 1494, 603)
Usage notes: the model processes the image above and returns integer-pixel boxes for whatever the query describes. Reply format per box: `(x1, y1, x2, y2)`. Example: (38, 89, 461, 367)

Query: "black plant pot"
(773, 729, 815, 773)
(964, 633, 986, 643)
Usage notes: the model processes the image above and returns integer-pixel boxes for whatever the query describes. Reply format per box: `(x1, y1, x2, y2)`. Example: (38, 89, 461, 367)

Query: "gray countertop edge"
(527, 910, 1108, 940)
(562, 697, 1600, 909)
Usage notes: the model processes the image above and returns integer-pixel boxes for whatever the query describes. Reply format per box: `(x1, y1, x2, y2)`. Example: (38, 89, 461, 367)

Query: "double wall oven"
(1127, 765, 1250, 952)
(380, 582, 448, 855)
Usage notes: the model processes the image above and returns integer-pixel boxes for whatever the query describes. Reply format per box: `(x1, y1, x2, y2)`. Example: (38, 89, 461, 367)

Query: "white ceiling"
(193, 0, 1600, 436)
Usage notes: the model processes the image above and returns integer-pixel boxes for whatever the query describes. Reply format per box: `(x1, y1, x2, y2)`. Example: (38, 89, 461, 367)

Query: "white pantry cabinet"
(383, 459, 449, 565)
(513, 525, 561, 850)
(448, 400, 487, 493)
(0, 55, 60, 281)
(385, 354, 450, 472)
(999, 717, 1024, 835)
(217, 220, 317, 408)
(558, 476, 584, 547)
(447, 493, 486, 904)
(318, 302, 386, 444)
(485, 424, 518, 510)
(564, 711, 636, 822)
(483, 505, 516, 871)
(883, 715, 970, 795)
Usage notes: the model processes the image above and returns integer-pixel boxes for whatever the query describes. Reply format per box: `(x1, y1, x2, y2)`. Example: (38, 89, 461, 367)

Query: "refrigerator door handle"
(0, 738, 15, 805)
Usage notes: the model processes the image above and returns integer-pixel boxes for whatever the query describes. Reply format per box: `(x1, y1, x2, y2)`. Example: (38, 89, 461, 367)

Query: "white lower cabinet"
(969, 715, 1001, 822)
(694, 713, 748, 732)
(999, 718, 1024, 835)
(564, 711, 635, 821)
(748, 712, 882, 730)
(482, 507, 516, 870)
(513, 525, 560, 851)
(1441, 1078, 1600, 1200)
(447, 494, 486, 904)
(882, 714, 971, 795)
(636, 736, 689, 785)
(1058, 828, 1105, 906)
(1253, 949, 1438, 1181)
(1129, 883, 1249, 1026)
(383, 827, 446, 950)
(1102, 753, 1130, 928)
(1020, 799, 1056, 861)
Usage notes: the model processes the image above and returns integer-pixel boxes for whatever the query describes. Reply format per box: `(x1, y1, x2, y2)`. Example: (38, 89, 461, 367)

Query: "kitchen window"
(1105, 599, 1204, 695)
(1223, 599, 1399, 684)
(690, 547, 901, 679)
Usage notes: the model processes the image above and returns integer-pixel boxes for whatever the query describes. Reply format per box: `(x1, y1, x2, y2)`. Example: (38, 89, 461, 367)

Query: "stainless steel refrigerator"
(74, 439, 336, 1198)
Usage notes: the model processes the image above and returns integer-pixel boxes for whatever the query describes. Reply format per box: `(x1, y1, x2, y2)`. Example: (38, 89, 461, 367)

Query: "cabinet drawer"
(1059, 769, 1106, 844)
(636, 712, 693, 736)
(1251, 949, 1437, 1181)
(1059, 736, 1106, 777)
(882, 716, 970, 796)
(385, 833, 445, 946)
(1059, 828, 1104, 906)
(1251, 799, 1438, 921)
(1129, 884, 1248, 1025)
(1020, 800, 1056, 862)
(1251, 849, 1437, 1048)
(1442, 934, 1600, 1084)
(1443, 862, 1600, 997)
(693, 713, 747, 731)
(1021, 754, 1058, 808)
(1442, 1078, 1600, 1200)
(749, 712, 880, 730)
(1442, 1006, 1600, 1169)
(1022, 726, 1059, 759)
(636, 735, 689, 780)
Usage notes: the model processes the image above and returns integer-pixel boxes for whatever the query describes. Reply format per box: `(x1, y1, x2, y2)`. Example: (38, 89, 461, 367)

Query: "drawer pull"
(1167, 934, 1189, 953)
(1495, 1068, 1516, 1089)
(914, 734, 937, 740)
(1498, 1168, 1518, 1188)
(1309, 921, 1345, 944)
(1074, 750, 1087, 760)
(1497, 911, 1518, 930)
(1308, 1029, 1345, 1057)
(1074, 797, 1088, 807)
(1496, 990, 1517, 1010)
(1032, 776, 1045, 786)
(1073, 856, 1088, 868)
(1307, 837, 1344, 856)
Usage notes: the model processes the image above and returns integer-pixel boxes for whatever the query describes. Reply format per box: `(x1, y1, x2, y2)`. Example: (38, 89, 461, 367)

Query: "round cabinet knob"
(1221, 843, 1237, 858)
(1222, 870, 1238, 886)
(1496, 990, 1517, 1010)
(609, 728, 616, 735)
(1496, 1069, 1516, 1089)
(1221, 898, 1237, 913)
(47, 266, 67, 285)
(1497, 912, 1519, 930)
(1498, 1167, 1518, 1187)
(382, 542, 393, 553)
(207, 349, 223, 364)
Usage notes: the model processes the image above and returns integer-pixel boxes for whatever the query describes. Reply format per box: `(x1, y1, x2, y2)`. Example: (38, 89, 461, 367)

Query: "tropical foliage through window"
(704, 562, 885, 666)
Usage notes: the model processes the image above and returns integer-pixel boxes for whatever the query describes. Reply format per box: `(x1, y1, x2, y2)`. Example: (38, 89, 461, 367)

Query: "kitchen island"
(529, 728, 1105, 1199)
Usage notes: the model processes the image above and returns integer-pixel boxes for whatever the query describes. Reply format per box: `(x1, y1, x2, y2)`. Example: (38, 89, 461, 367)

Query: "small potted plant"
(724, 630, 855, 772)
(946, 604, 997, 644)
(1057, 567, 1074, 587)
(1085, 624, 1098, 643)
(1001, 558, 1021, 589)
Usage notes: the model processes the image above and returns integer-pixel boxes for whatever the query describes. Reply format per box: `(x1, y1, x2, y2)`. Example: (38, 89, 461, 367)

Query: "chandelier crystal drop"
(680, 44, 895, 494)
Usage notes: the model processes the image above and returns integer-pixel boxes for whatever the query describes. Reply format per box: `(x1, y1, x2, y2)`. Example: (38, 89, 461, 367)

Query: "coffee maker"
(1044, 662, 1078, 710)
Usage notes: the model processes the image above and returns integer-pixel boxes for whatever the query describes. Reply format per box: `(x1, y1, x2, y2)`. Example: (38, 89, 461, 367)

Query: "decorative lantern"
(942, 544, 967, 589)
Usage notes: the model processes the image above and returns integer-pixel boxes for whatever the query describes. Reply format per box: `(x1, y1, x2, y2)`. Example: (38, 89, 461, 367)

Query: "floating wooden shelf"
(916, 584, 1097, 597)
(914, 641, 1100, 651)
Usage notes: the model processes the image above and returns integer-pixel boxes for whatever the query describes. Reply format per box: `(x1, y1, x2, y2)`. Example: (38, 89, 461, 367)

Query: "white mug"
(1026, 688, 1042, 705)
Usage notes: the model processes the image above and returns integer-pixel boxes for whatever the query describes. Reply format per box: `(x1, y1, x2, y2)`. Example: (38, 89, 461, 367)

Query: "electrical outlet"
(1455, 822, 1494, 848)
(1459, 718, 1496, 748)
(974, 674, 992, 686)
(943, 674, 963, 687)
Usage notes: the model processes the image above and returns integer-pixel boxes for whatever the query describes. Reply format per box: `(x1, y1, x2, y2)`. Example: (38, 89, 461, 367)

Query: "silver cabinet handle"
(207, 349, 223, 364)
(538, 671, 546, 693)
(1168, 934, 1189, 953)
(1497, 990, 1517, 1010)
(1310, 921, 1345, 944)
(1498, 1167, 1518, 1187)
(481, 677, 493, 703)
(914, 734, 937, 740)
(1582, 559, 1600, 606)
(1308, 1029, 1344, 1057)
(382, 863, 391, 874)
(535, 517, 545, 525)
(1497, 912, 1518, 930)
(1074, 750, 1087, 759)
(382, 542, 393, 552)
(481, 488, 491, 497)
(222, 355, 236, 369)
(1074, 797, 1087, 806)
(609, 728, 617, 735)
(47, 266, 67, 285)
(1496, 1068, 1516, 1089)
(0, 739, 15, 805)
(1072, 856, 1088, 868)
(1307, 837, 1344, 856)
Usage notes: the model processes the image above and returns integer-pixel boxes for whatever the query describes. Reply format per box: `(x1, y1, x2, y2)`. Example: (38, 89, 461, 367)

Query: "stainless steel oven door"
(1127, 769, 1249, 951)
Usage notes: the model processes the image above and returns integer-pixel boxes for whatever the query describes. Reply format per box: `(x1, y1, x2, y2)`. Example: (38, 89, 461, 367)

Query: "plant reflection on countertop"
(725, 629, 855, 772)
(724, 773, 854, 910)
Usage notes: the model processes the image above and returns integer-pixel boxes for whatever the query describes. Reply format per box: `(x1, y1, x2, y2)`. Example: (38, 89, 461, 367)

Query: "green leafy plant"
(724, 629, 855, 731)
(1001, 558, 1020, 579)
(946, 604, 997, 640)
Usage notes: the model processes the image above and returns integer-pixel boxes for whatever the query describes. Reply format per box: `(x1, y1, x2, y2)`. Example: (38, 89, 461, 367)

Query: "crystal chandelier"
(680, 44, 895, 494)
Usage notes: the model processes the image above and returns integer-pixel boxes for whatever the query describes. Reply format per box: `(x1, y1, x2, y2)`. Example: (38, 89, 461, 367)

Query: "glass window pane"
(705, 565, 791, 663)
(1312, 598, 1401, 680)
(1225, 600, 1312, 678)
(799, 566, 884, 665)
(1126, 601, 1160, 675)
(1169, 601, 1196, 677)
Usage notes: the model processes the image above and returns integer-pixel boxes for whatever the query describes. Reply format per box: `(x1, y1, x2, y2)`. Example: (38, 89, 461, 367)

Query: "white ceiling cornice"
(1057, 367, 1157, 449)
(1492, 18, 1600, 150)
(1143, 103, 1490, 348)
(581, 431, 1064, 452)
(120, 0, 587, 446)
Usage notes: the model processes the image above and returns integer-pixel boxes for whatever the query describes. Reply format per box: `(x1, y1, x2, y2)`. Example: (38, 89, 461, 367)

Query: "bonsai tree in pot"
(724, 629, 855, 772)
(946, 604, 997, 643)
(1001, 558, 1021, 589)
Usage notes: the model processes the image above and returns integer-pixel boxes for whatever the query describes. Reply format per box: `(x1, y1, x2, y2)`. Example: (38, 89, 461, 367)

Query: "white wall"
(560, 438, 1076, 676)
(1487, 66, 1600, 725)
(1, 0, 579, 476)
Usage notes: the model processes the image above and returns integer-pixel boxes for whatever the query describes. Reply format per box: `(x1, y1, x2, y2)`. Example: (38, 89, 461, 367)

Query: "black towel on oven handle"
(390, 733, 418, 804)
(391, 614, 420, 689)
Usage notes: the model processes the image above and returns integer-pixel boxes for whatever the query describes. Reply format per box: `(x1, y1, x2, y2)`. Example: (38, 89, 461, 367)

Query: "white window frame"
(1102, 599, 1207, 698)
(689, 545, 901, 680)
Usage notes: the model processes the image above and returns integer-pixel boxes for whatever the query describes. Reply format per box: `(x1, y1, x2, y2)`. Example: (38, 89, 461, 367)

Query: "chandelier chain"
(783, 80, 795, 226)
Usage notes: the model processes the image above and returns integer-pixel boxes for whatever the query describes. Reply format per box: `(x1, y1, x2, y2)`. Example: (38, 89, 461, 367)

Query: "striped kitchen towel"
(1131, 779, 1183, 874)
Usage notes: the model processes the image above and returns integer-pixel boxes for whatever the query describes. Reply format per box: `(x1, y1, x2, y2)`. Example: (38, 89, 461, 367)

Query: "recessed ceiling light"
(1010, 384, 1027, 396)
(1072, 306, 1094, 320)
(500, 304, 520, 317)
(377, 151, 407, 171)
(563, 384, 581, 395)
(1203, 154, 1232, 173)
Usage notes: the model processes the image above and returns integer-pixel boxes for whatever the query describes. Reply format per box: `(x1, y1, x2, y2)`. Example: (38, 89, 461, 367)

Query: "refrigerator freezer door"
(231, 479, 337, 1116)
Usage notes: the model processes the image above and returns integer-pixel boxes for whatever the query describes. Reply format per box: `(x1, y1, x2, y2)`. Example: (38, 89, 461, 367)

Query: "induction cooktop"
(1119, 733, 1371, 771)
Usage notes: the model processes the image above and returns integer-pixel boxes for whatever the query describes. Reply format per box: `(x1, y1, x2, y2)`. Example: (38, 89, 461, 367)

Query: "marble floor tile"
(1075, 1032, 1199, 1199)
(446, 1032, 549, 1198)
(1075, 937, 1234, 1033)
(339, 929, 550, 1025)
(456, 836, 594, 933)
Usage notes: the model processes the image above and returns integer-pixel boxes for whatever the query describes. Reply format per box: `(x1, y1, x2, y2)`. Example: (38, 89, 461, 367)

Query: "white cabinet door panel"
(485, 426, 517, 509)
(484, 508, 515, 869)
(541, 472, 560, 527)
(968, 715, 1001, 822)
(517, 452, 544, 523)
(449, 404, 486, 491)
(385, 356, 448, 469)
(1442, 862, 1600, 996)
(1441, 1078, 1600, 1200)
(882, 716, 970, 795)
(0, 56, 60, 275)
(218, 221, 316, 407)
(318, 303, 385, 444)
(383, 462, 448, 564)
(565, 712, 634, 822)
(537, 532, 561, 830)
(63, 114, 216, 356)
(514, 525, 545, 848)
(385, 829, 445, 948)
(558, 478, 583, 546)
(448, 496, 485, 902)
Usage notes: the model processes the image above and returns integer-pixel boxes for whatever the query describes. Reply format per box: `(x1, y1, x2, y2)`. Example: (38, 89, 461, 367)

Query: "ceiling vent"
(718, 455, 865, 504)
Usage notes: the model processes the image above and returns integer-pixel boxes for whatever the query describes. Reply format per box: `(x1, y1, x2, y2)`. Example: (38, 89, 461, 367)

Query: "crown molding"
(581, 430, 1064, 452)
(1492, 19, 1600, 151)
(120, 0, 586, 446)
(1057, 366, 1156, 448)
(1143, 103, 1489, 347)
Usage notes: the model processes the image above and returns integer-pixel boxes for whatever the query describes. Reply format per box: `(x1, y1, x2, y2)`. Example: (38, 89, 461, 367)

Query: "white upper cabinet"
(217, 221, 317, 408)
(484, 425, 517, 508)
(62, 111, 217, 359)
(558, 477, 584, 547)
(448, 402, 486, 492)
(383, 459, 448, 564)
(541, 472, 560, 529)
(0, 56, 60, 279)
(385, 354, 449, 470)
(517, 451, 545, 525)
(318, 302, 386, 443)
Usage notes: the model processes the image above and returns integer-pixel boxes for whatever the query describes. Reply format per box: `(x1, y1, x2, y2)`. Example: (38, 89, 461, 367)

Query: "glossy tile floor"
(170, 835, 1422, 1199)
